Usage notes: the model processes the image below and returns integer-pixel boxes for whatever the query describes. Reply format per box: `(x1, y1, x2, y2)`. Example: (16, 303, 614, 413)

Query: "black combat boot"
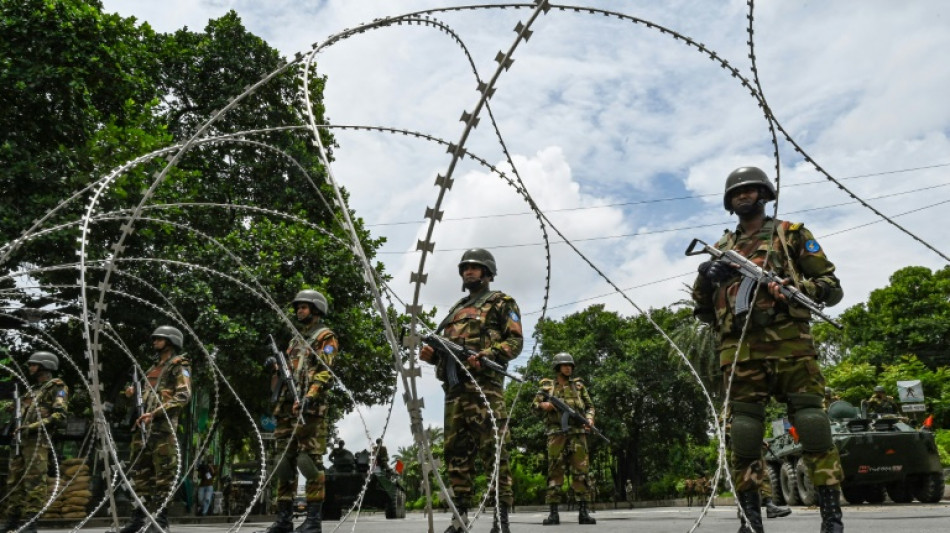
(258, 501, 295, 533)
(817, 486, 843, 533)
(763, 496, 791, 518)
(736, 490, 764, 533)
(114, 507, 146, 533)
(2, 511, 22, 533)
(295, 502, 322, 533)
(578, 501, 596, 525)
(542, 504, 559, 526)
(149, 506, 170, 533)
(490, 502, 511, 533)
(444, 506, 468, 533)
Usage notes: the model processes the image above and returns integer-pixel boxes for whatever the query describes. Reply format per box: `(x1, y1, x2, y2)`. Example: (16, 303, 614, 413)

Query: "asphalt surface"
(50, 502, 950, 533)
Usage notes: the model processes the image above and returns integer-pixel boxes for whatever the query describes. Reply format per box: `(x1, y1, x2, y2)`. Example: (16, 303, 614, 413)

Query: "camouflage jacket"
(20, 377, 69, 434)
(533, 377, 595, 435)
(432, 288, 523, 394)
(691, 218, 842, 364)
(142, 354, 192, 426)
(866, 395, 898, 415)
(274, 321, 337, 419)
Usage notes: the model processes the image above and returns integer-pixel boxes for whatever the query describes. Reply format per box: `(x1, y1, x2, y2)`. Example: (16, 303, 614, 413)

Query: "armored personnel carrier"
(322, 443, 406, 520)
(764, 400, 944, 505)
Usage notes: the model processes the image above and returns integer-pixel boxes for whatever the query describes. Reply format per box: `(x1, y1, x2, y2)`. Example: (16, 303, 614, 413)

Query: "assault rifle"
(421, 334, 524, 388)
(538, 389, 610, 444)
(685, 238, 843, 329)
(131, 368, 147, 441)
(13, 383, 22, 455)
(268, 334, 305, 424)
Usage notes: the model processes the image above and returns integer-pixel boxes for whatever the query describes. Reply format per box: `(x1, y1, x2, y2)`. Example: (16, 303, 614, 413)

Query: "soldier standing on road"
(534, 352, 597, 526)
(259, 289, 337, 533)
(114, 326, 192, 533)
(419, 248, 523, 533)
(866, 386, 897, 415)
(1, 352, 68, 533)
(372, 439, 391, 474)
(691, 167, 845, 533)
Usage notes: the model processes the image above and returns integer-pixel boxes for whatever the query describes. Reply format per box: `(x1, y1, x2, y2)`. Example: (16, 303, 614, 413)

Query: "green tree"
(1, 2, 396, 466)
(509, 305, 711, 501)
(815, 266, 950, 369)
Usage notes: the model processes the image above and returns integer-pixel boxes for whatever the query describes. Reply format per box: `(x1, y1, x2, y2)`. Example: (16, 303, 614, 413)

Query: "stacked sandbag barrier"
(45, 458, 92, 519)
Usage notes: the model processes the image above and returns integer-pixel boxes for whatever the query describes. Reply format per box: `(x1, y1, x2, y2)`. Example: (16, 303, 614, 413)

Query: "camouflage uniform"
(533, 377, 595, 504)
(3, 377, 68, 521)
(692, 217, 845, 492)
(866, 393, 897, 415)
(131, 354, 192, 507)
(272, 321, 337, 503)
(430, 288, 523, 508)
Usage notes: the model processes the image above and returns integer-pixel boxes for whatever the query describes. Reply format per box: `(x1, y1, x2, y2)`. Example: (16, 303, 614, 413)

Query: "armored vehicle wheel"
(841, 485, 866, 505)
(385, 488, 406, 519)
(780, 461, 801, 505)
(886, 480, 913, 503)
(794, 460, 817, 506)
(912, 472, 945, 503)
(865, 484, 886, 504)
(766, 463, 786, 505)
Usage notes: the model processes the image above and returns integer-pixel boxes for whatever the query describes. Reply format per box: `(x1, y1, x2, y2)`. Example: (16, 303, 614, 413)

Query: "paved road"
(59, 503, 950, 533)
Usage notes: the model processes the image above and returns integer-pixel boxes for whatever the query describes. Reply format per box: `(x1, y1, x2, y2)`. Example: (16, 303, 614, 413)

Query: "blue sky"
(100, 0, 950, 456)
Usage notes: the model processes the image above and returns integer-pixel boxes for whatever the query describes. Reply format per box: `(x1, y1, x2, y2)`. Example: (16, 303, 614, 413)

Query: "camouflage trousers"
(4, 439, 50, 517)
(444, 390, 513, 507)
(724, 356, 843, 491)
(130, 425, 180, 507)
(273, 415, 329, 502)
(544, 432, 590, 504)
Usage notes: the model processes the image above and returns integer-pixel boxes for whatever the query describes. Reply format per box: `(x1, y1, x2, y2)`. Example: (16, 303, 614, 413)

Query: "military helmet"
(458, 248, 497, 278)
(874, 385, 885, 393)
(723, 166, 776, 211)
(552, 352, 575, 372)
(28, 351, 59, 371)
(293, 289, 328, 316)
(152, 325, 184, 349)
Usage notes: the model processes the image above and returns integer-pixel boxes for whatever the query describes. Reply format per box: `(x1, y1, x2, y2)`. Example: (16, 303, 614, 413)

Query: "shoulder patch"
(805, 239, 821, 253)
(323, 344, 335, 355)
(181, 368, 191, 378)
(509, 310, 520, 323)
(789, 222, 803, 231)
(57, 389, 67, 398)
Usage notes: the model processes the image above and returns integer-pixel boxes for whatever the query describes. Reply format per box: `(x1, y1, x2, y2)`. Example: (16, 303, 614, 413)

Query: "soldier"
(1, 351, 68, 533)
(372, 439, 391, 474)
(822, 387, 841, 410)
(114, 326, 191, 533)
(259, 289, 337, 533)
(419, 248, 523, 533)
(533, 352, 597, 526)
(692, 167, 845, 533)
(866, 386, 897, 416)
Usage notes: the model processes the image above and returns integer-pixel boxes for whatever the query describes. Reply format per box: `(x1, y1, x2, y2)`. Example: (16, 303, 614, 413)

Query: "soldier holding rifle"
(419, 248, 523, 533)
(690, 167, 844, 533)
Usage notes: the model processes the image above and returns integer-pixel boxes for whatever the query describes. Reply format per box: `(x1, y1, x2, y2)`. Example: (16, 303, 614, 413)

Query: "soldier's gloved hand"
(698, 260, 734, 283)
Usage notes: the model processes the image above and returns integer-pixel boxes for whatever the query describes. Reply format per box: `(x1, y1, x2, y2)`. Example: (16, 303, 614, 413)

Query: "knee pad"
(729, 401, 766, 461)
(296, 454, 322, 480)
(788, 393, 833, 453)
(275, 454, 296, 482)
